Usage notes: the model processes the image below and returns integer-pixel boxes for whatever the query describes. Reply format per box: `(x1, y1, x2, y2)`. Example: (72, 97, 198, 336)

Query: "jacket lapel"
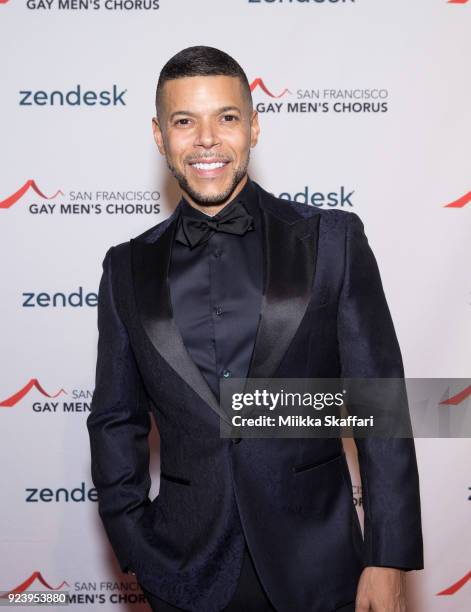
(131, 184, 320, 420)
(131, 208, 229, 424)
(247, 188, 320, 379)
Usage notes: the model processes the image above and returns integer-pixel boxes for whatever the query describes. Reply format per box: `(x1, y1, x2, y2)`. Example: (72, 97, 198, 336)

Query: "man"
(86, 46, 423, 612)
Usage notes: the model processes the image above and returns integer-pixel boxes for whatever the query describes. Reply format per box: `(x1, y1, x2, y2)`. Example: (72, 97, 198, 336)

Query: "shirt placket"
(209, 232, 231, 384)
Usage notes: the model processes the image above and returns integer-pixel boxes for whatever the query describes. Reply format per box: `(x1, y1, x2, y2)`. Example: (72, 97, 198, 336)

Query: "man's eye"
(175, 118, 191, 126)
(222, 114, 238, 122)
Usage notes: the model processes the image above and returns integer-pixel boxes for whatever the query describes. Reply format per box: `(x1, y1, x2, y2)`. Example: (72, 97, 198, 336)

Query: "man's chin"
(181, 179, 242, 206)
(186, 190, 233, 206)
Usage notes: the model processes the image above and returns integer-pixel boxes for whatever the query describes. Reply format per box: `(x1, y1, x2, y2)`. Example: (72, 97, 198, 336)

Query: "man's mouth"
(188, 159, 231, 178)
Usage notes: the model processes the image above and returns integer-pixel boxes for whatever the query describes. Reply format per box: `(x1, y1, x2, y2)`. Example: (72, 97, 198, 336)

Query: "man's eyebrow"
(168, 106, 242, 121)
(169, 110, 197, 121)
(218, 106, 242, 114)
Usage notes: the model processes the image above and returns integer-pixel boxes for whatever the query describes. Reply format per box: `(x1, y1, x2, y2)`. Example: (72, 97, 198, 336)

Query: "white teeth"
(192, 162, 226, 170)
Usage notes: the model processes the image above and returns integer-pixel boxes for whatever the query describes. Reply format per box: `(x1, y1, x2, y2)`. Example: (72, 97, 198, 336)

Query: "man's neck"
(182, 175, 248, 217)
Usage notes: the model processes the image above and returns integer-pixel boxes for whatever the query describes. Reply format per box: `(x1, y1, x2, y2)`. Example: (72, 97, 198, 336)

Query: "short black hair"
(155, 45, 252, 117)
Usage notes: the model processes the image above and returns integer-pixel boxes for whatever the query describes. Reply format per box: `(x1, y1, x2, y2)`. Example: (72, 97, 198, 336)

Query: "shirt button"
(213, 249, 222, 258)
(214, 306, 223, 316)
(222, 369, 231, 378)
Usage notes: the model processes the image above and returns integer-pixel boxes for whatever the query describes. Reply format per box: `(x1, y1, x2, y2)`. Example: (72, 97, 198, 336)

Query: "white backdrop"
(1, 0, 470, 610)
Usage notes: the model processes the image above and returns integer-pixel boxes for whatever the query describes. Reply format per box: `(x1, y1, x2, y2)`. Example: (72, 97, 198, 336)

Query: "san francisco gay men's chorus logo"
(249, 77, 389, 115)
(0, 570, 144, 604)
(0, 178, 160, 215)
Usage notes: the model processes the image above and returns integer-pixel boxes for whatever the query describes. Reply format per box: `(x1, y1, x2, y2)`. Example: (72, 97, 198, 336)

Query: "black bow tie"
(176, 200, 254, 249)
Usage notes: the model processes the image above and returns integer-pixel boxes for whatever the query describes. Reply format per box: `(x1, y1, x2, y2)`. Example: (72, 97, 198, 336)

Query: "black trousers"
(138, 545, 355, 612)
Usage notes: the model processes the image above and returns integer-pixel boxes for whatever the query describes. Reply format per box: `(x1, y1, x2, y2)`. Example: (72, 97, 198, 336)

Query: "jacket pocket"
(291, 450, 344, 474)
(160, 471, 191, 486)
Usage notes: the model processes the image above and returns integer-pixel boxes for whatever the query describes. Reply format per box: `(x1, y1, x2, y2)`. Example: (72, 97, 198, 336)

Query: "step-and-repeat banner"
(1, 1, 470, 610)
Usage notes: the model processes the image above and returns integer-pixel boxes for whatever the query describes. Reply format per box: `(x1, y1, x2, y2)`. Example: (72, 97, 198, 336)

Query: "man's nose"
(194, 119, 220, 149)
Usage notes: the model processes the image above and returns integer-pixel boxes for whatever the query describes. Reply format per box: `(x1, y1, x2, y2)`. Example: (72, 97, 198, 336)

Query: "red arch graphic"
(0, 180, 63, 209)
(444, 190, 471, 208)
(437, 570, 471, 595)
(439, 385, 471, 405)
(250, 78, 291, 99)
(448, 0, 469, 4)
(0, 571, 69, 597)
(0, 378, 66, 408)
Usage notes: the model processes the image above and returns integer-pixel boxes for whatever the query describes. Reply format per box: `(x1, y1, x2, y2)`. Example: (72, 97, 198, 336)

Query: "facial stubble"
(165, 150, 251, 207)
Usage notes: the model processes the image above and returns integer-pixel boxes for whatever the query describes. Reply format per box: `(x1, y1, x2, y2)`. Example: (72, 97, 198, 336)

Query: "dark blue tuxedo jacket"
(86, 180, 423, 612)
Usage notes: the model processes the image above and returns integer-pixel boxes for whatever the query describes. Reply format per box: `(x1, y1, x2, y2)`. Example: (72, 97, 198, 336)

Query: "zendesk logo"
(276, 186, 354, 208)
(19, 84, 127, 107)
(22, 287, 98, 308)
(25, 482, 97, 503)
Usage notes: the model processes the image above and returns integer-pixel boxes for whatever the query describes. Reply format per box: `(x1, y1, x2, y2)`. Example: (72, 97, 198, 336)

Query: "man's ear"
(152, 117, 166, 156)
(250, 110, 260, 148)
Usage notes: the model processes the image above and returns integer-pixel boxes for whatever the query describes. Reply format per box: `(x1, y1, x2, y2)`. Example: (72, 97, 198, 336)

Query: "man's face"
(152, 75, 260, 207)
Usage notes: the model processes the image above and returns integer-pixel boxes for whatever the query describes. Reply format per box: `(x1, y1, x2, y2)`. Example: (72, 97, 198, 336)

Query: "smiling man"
(153, 64, 257, 212)
(87, 46, 423, 612)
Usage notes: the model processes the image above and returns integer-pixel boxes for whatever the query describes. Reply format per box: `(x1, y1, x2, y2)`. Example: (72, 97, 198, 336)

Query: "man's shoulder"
(131, 210, 177, 244)
(105, 210, 177, 261)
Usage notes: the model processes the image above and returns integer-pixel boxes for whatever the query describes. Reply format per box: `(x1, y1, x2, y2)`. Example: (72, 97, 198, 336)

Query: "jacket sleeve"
(86, 246, 152, 574)
(337, 212, 424, 571)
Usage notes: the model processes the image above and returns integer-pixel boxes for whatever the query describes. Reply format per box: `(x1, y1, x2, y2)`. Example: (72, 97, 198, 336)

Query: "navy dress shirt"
(168, 178, 263, 402)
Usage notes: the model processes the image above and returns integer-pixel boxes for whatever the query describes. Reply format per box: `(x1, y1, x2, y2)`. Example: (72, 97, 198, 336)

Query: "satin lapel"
(246, 202, 320, 379)
(131, 216, 230, 425)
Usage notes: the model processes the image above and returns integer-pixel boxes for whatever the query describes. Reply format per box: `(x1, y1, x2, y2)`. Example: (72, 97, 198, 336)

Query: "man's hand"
(355, 567, 406, 612)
